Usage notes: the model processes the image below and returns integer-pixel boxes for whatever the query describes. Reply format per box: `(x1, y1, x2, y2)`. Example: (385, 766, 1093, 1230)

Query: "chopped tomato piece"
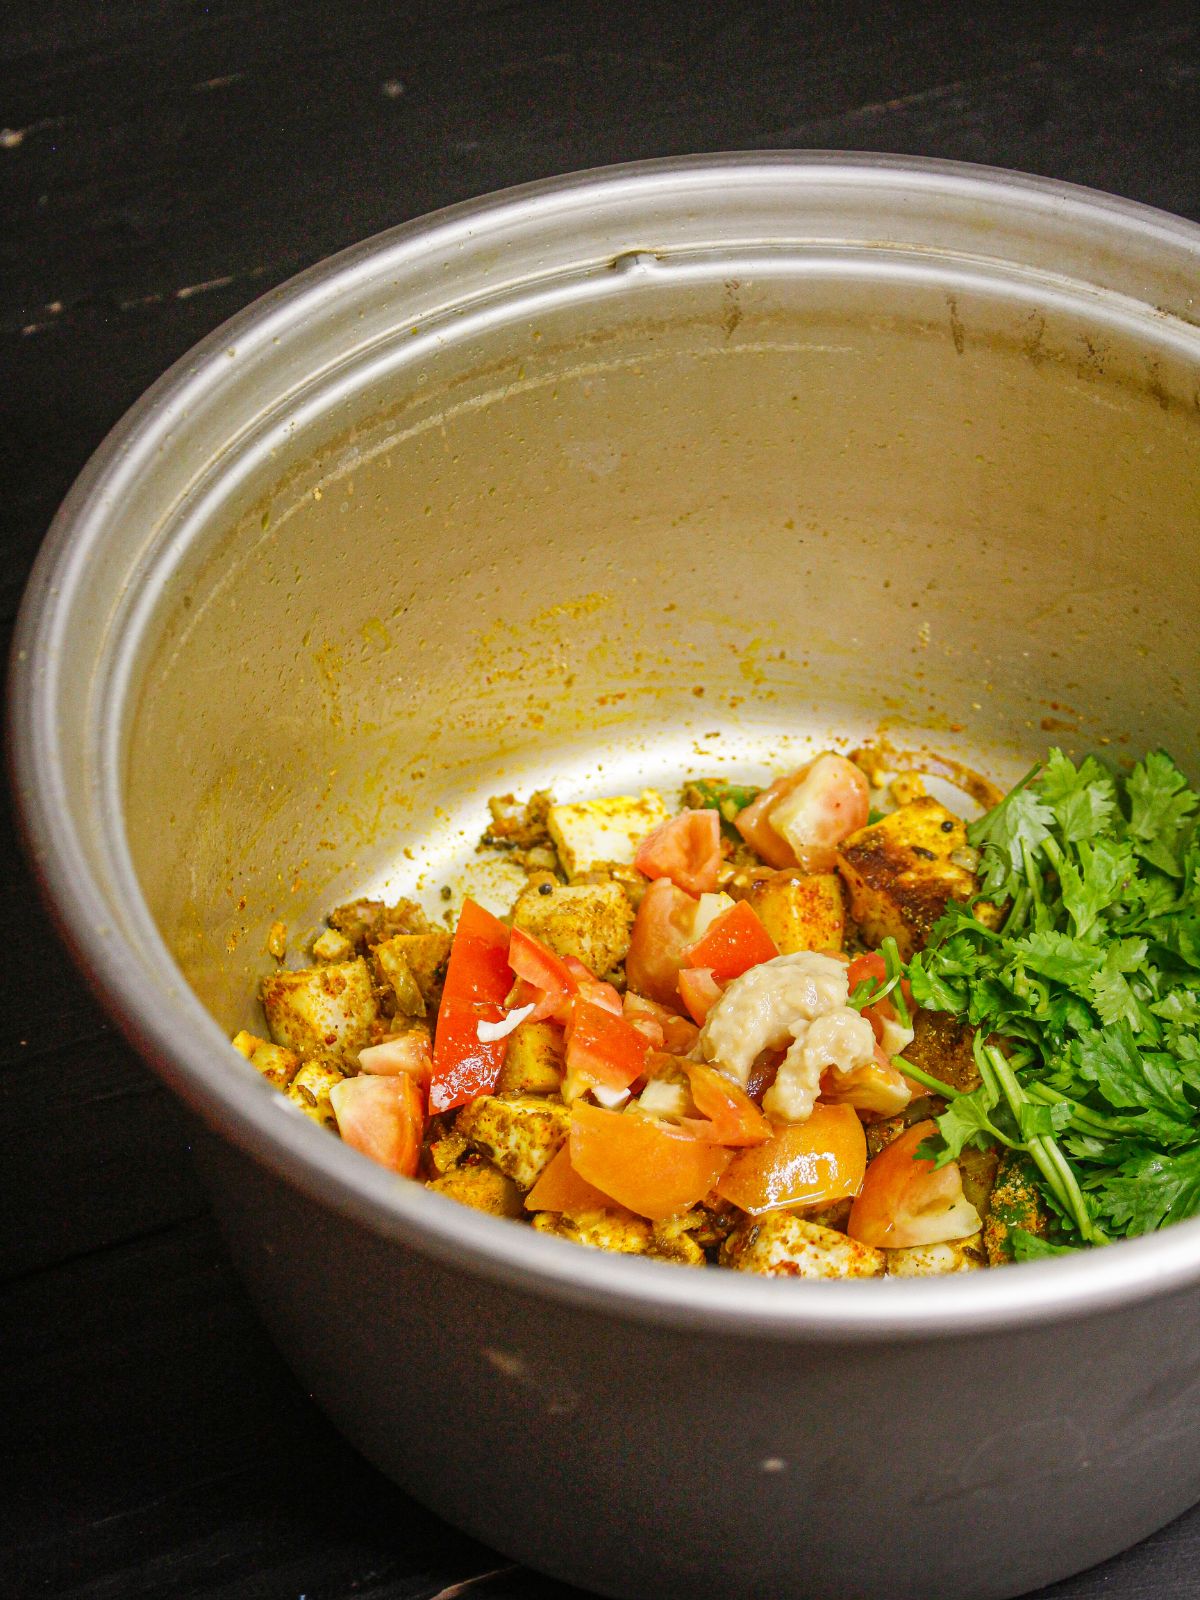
(623, 992, 665, 1048)
(847, 1120, 981, 1247)
(820, 1043, 913, 1117)
(716, 1103, 866, 1215)
(508, 926, 578, 1022)
(563, 956, 623, 1015)
(623, 992, 700, 1054)
(565, 998, 652, 1091)
(735, 755, 867, 870)
(734, 771, 814, 869)
(329, 1072, 424, 1177)
(429, 899, 513, 1114)
(677, 965, 724, 1025)
(570, 1103, 733, 1220)
(626, 877, 700, 1009)
(768, 753, 870, 855)
(357, 1029, 433, 1083)
(634, 808, 722, 895)
(683, 898, 778, 981)
(681, 1060, 772, 1146)
(524, 1141, 613, 1213)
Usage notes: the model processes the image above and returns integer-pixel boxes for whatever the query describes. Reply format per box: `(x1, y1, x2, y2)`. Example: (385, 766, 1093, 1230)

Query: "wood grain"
(3, 1, 1199, 1594)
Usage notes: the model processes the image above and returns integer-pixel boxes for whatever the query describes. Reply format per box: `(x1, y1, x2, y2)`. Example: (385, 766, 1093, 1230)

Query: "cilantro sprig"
(895, 748, 1200, 1251)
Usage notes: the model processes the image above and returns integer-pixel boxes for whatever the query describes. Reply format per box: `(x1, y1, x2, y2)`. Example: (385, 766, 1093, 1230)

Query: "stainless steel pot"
(11, 154, 1200, 1600)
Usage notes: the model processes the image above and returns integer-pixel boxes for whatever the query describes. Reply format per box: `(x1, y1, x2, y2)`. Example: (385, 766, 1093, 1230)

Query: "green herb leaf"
(1099, 1146, 1200, 1235)
(1127, 752, 1198, 876)
(1010, 1229, 1081, 1260)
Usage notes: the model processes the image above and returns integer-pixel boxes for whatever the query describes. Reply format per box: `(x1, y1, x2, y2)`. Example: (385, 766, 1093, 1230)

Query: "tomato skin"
(716, 1103, 867, 1214)
(769, 753, 870, 854)
(735, 754, 868, 868)
(357, 1029, 433, 1083)
(684, 898, 779, 981)
(681, 1060, 772, 1146)
(570, 1103, 733, 1220)
(524, 1141, 613, 1213)
(635, 809, 722, 895)
(563, 956, 623, 1014)
(508, 926, 578, 1022)
(677, 965, 724, 1024)
(329, 1072, 425, 1177)
(734, 772, 809, 868)
(847, 1120, 981, 1247)
(565, 998, 652, 1091)
(626, 877, 700, 1009)
(429, 899, 513, 1113)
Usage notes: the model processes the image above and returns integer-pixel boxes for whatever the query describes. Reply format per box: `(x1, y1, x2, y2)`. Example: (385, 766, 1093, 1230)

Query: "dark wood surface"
(4, 3, 1199, 1595)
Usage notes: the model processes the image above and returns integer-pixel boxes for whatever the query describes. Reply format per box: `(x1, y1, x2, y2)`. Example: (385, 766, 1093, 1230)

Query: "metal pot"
(11, 154, 1200, 1600)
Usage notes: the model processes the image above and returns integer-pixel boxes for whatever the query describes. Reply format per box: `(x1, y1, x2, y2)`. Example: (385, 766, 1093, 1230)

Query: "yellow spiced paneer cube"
(454, 1093, 571, 1191)
(260, 957, 379, 1063)
(546, 791, 668, 878)
(744, 872, 845, 954)
(836, 797, 985, 959)
(511, 880, 634, 976)
(494, 1021, 565, 1096)
(720, 1214, 885, 1278)
(231, 1030, 300, 1090)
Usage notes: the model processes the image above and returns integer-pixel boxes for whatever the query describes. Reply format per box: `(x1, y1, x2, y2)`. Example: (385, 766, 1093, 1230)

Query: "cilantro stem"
(1021, 838, 1045, 916)
(984, 1046, 1106, 1244)
(893, 1056, 964, 1099)
(882, 937, 911, 1027)
(1001, 885, 1031, 938)
(1024, 1083, 1146, 1140)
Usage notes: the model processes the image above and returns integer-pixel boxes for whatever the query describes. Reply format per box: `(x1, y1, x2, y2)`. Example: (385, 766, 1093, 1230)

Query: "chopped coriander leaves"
(908, 748, 1200, 1250)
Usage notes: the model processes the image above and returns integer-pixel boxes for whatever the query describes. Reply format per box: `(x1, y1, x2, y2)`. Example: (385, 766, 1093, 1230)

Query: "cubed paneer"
(454, 1093, 570, 1190)
(312, 927, 354, 963)
(231, 1029, 300, 1089)
(532, 1206, 655, 1255)
(836, 797, 984, 959)
(286, 1059, 345, 1132)
(547, 791, 669, 878)
(744, 872, 845, 954)
(372, 930, 451, 1007)
(902, 1010, 983, 1096)
(426, 1158, 524, 1218)
(720, 1214, 886, 1278)
(984, 1150, 1050, 1265)
(512, 880, 634, 976)
(261, 957, 379, 1063)
(495, 1021, 564, 1095)
(885, 1234, 986, 1276)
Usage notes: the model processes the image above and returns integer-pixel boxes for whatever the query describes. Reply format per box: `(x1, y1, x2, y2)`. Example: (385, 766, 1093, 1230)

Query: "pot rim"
(11, 150, 1200, 1342)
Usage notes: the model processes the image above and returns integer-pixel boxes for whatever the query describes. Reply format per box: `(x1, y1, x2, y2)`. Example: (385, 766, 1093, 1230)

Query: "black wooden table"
(4, 4, 1199, 1595)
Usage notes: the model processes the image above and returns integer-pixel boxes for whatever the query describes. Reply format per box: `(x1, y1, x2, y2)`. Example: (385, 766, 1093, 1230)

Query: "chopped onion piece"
(476, 1002, 535, 1044)
(591, 1082, 631, 1110)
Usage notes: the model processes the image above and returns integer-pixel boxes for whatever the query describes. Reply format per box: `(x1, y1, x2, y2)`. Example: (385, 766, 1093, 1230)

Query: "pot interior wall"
(122, 261, 1200, 1031)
